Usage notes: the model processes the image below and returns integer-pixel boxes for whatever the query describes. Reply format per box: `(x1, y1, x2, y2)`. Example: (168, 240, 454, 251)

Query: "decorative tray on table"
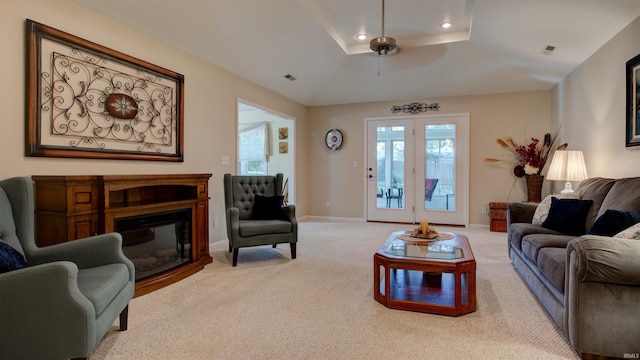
(396, 228, 454, 243)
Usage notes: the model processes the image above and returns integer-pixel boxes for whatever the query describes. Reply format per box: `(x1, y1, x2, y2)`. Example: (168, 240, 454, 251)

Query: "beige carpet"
(91, 220, 579, 359)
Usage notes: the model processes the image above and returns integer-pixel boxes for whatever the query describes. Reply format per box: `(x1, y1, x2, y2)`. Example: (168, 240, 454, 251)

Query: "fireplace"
(116, 208, 192, 281)
(32, 174, 212, 297)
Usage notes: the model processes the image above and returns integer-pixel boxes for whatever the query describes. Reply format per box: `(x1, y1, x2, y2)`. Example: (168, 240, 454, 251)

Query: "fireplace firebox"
(116, 208, 192, 281)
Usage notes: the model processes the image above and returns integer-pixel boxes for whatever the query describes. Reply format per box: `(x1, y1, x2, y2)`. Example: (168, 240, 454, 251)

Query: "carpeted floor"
(91, 220, 579, 359)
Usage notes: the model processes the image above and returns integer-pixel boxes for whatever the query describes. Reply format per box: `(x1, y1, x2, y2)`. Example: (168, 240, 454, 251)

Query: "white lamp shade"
(546, 150, 588, 195)
(547, 150, 588, 181)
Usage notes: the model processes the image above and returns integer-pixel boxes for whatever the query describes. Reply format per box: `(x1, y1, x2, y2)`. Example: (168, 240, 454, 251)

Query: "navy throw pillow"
(0, 241, 28, 274)
(252, 195, 285, 220)
(588, 209, 640, 236)
(541, 197, 593, 236)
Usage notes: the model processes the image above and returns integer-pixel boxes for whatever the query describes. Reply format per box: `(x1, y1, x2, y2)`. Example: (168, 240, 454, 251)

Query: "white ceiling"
(74, 0, 640, 107)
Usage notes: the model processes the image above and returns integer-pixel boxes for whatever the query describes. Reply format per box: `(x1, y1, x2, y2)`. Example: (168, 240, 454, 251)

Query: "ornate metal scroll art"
(391, 102, 440, 114)
(26, 19, 184, 161)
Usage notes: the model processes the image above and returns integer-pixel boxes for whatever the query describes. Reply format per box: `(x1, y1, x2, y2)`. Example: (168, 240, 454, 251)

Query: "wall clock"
(325, 129, 344, 150)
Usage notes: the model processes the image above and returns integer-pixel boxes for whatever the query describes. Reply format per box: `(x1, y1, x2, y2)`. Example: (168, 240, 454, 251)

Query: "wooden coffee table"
(373, 231, 476, 316)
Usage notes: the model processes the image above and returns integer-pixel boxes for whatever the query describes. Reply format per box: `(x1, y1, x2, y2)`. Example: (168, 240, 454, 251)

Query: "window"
(239, 122, 269, 175)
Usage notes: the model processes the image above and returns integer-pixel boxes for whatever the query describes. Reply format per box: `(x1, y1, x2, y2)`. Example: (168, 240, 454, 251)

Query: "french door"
(366, 113, 469, 225)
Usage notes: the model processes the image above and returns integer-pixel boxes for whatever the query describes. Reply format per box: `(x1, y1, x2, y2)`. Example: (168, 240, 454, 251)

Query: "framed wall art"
(278, 127, 288, 140)
(626, 52, 640, 147)
(279, 141, 288, 154)
(26, 19, 184, 161)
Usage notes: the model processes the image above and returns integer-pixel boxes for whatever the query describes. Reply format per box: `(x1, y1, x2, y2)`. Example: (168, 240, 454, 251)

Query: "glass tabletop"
(385, 240, 464, 260)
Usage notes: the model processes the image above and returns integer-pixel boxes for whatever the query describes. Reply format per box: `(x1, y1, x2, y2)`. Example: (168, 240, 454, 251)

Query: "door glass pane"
(424, 124, 455, 211)
(377, 126, 405, 209)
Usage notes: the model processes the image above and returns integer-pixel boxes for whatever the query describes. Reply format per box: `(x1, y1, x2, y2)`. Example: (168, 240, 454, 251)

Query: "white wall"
(3, 0, 636, 233)
(308, 91, 551, 225)
(552, 16, 640, 180)
(238, 110, 293, 180)
(0, 0, 308, 243)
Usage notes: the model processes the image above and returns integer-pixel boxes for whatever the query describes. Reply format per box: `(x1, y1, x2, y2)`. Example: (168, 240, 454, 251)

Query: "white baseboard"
(300, 215, 366, 222)
(209, 220, 493, 247)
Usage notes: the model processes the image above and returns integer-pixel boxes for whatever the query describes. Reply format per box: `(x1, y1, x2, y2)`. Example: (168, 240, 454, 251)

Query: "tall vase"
(526, 175, 544, 203)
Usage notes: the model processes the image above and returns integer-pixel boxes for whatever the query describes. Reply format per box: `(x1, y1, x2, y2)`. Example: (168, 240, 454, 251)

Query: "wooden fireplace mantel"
(32, 174, 213, 297)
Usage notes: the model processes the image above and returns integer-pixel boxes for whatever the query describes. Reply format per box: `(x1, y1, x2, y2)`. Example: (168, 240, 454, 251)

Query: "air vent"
(542, 44, 556, 56)
(284, 74, 297, 81)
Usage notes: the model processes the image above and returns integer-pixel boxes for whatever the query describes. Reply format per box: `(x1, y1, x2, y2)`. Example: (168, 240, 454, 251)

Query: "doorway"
(236, 99, 295, 204)
(365, 113, 469, 225)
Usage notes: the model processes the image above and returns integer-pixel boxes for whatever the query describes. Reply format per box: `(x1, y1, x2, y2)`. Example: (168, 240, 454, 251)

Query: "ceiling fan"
(369, 0, 398, 75)
(370, 0, 397, 57)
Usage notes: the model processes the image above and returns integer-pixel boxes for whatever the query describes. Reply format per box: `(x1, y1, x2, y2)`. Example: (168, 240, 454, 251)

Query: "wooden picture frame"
(626, 52, 640, 147)
(26, 19, 184, 161)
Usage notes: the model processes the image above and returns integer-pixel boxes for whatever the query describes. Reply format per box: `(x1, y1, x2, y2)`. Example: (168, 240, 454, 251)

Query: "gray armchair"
(224, 173, 297, 266)
(0, 177, 135, 360)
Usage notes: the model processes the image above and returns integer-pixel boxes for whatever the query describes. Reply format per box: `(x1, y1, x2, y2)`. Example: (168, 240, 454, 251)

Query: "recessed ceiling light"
(356, 33, 369, 41)
(440, 22, 452, 29)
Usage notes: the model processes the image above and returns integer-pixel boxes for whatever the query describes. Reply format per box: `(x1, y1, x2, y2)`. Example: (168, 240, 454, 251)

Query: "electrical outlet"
(481, 207, 487, 215)
(214, 218, 219, 228)
(325, 201, 330, 208)
(221, 156, 230, 165)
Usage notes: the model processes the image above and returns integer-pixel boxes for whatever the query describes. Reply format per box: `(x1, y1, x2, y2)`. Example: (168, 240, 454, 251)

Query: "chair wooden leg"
(232, 248, 239, 266)
(272, 244, 277, 248)
(228, 242, 232, 253)
(290, 243, 296, 259)
(119, 305, 129, 331)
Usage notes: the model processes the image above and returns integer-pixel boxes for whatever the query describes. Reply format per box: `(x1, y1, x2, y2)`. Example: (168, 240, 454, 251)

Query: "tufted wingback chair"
(0, 177, 135, 360)
(223, 173, 297, 266)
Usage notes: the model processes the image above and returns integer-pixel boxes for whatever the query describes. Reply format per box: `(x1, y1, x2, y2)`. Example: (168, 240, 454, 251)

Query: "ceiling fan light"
(370, 36, 397, 56)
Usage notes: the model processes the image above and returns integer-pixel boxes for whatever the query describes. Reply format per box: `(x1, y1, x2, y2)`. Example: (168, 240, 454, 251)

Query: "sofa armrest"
(567, 235, 640, 285)
(564, 235, 640, 357)
(27, 233, 135, 282)
(506, 202, 537, 225)
(282, 205, 298, 237)
(0, 262, 96, 358)
(226, 207, 241, 242)
(281, 205, 297, 224)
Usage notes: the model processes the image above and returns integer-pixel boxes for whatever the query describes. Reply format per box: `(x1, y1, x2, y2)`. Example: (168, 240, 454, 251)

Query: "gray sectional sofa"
(507, 177, 640, 359)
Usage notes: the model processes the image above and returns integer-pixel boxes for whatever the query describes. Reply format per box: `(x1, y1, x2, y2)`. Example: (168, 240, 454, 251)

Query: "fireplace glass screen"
(116, 209, 192, 281)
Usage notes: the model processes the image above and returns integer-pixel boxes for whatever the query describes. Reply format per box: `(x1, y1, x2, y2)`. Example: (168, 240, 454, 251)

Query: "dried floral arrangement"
(485, 132, 567, 178)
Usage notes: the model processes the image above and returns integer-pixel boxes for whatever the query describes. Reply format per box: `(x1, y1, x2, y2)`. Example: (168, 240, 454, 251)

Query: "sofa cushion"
(532, 193, 580, 225)
(541, 197, 593, 236)
(614, 222, 640, 239)
(508, 223, 564, 251)
(536, 247, 566, 293)
(239, 219, 292, 237)
(521, 234, 575, 263)
(575, 177, 616, 230)
(588, 209, 640, 236)
(597, 177, 640, 218)
(0, 241, 27, 274)
(77, 263, 129, 316)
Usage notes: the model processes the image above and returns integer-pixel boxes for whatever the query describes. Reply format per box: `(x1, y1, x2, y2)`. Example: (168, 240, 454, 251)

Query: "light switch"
(221, 156, 230, 165)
